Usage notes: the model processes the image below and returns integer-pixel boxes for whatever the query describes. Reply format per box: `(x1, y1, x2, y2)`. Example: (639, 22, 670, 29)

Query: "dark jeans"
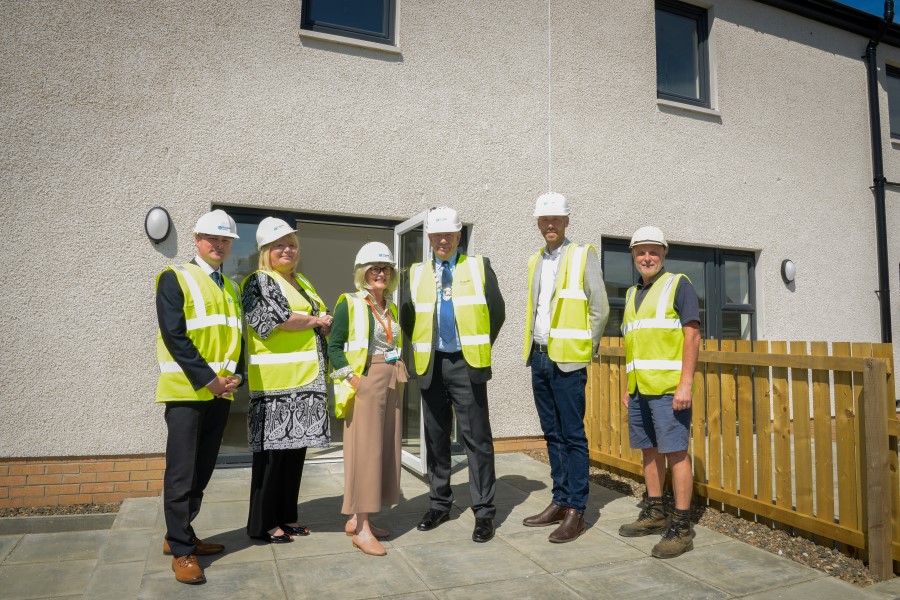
(530, 350, 589, 513)
(421, 352, 496, 519)
(163, 398, 231, 557)
(247, 448, 307, 538)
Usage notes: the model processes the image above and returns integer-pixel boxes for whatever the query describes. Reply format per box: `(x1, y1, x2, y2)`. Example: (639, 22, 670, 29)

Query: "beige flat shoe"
(352, 534, 387, 556)
(345, 520, 390, 538)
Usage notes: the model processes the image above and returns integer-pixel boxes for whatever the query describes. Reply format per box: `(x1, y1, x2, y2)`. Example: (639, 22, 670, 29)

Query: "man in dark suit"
(400, 206, 505, 543)
(155, 209, 244, 584)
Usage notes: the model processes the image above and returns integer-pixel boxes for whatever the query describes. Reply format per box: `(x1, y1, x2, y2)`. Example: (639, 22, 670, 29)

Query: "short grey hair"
(353, 264, 399, 294)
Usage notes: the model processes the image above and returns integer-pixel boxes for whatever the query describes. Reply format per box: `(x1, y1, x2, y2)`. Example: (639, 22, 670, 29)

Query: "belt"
(532, 342, 548, 353)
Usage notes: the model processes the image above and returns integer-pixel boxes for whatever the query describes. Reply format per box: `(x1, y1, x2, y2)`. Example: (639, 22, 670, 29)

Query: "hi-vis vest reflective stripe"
(156, 264, 243, 402)
(332, 292, 402, 419)
(244, 271, 327, 392)
(522, 243, 595, 363)
(622, 272, 686, 395)
(410, 255, 491, 375)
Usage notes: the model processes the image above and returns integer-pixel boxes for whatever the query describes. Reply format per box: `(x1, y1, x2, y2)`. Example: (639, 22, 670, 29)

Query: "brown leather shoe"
(523, 503, 567, 527)
(171, 554, 205, 584)
(548, 508, 585, 543)
(163, 537, 225, 556)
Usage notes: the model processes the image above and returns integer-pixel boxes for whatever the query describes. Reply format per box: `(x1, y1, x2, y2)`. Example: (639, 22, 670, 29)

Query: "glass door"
(395, 211, 429, 474)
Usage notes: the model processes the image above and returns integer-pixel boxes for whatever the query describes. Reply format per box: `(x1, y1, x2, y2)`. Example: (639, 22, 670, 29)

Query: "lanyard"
(364, 297, 393, 344)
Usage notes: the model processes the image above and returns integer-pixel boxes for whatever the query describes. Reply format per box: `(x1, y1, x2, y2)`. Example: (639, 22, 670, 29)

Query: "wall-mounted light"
(145, 207, 171, 244)
(781, 259, 796, 284)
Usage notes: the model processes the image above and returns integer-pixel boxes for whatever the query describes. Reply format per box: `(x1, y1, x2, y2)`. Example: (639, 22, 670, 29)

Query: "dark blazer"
(399, 255, 505, 390)
(156, 259, 246, 391)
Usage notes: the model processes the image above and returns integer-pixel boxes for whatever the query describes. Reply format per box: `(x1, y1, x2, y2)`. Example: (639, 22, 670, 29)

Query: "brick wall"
(0, 455, 164, 509)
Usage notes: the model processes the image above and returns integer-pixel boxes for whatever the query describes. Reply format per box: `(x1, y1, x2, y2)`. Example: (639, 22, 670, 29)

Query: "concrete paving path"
(0, 453, 897, 599)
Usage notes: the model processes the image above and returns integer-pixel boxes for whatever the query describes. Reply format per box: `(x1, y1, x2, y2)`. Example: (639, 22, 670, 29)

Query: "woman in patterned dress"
(242, 217, 332, 543)
(328, 241, 408, 556)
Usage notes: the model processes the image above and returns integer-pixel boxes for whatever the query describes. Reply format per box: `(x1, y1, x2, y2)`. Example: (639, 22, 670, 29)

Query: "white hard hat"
(194, 210, 239, 239)
(355, 242, 395, 267)
(629, 226, 668, 250)
(534, 192, 570, 217)
(426, 206, 462, 233)
(256, 217, 297, 249)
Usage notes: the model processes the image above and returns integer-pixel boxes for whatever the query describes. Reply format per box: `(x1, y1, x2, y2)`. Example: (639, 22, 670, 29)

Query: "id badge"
(384, 349, 400, 363)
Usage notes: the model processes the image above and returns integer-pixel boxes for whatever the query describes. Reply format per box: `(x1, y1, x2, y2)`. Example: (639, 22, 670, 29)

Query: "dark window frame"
(655, 0, 711, 108)
(300, 0, 396, 46)
(601, 238, 757, 340)
(886, 65, 900, 138)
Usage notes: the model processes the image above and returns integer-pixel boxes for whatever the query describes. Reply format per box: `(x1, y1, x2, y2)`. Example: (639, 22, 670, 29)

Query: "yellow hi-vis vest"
(622, 272, 687, 395)
(156, 264, 243, 402)
(332, 291, 402, 419)
(522, 243, 595, 363)
(244, 270, 327, 393)
(409, 255, 491, 375)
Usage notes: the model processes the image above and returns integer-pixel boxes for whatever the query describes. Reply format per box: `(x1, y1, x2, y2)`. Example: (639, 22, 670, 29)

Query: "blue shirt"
(435, 252, 461, 352)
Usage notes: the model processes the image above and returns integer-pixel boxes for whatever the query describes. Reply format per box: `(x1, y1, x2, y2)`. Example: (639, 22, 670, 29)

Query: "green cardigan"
(326, 295, 376, 374)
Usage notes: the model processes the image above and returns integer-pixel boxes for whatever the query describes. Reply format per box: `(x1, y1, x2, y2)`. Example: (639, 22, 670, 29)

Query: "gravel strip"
(522, 449, 876, 587)
(0, 503, 120, 518)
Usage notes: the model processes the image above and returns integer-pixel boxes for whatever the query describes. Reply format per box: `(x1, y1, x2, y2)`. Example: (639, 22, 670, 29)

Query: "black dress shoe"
(417, 509, 450, 531)
(472, 517, 495, 543)
(250, 531, 293, 544)
(282, 524, 310, 537)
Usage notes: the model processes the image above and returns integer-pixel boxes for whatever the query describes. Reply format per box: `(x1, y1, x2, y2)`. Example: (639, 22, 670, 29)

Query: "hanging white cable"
(546, 0, 553, 193)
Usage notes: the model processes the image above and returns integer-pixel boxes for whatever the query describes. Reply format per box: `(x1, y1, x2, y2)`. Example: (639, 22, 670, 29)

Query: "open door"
(395, 211, 430, 474)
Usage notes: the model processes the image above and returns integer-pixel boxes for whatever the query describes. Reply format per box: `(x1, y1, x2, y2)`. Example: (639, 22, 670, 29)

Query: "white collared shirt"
(194, 255, 220, 277)
(533, 243, 564, 345)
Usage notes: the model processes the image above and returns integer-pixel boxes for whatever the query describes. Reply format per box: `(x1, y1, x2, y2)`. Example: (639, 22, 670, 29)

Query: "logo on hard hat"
(217, 224, 232, 231)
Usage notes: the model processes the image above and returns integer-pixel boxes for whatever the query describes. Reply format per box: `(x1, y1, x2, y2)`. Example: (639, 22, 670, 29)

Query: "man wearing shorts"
(618, 226, 701, 559)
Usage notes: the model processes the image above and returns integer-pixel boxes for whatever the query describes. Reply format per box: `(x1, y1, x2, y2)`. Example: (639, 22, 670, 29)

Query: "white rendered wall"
(0, 0, 893, 457)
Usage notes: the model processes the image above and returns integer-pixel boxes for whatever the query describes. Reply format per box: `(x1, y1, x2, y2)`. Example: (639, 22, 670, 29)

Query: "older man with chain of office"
(400, 206, 505, 544)
(618, 225, 701, 559)
(521, 192, 608, 543)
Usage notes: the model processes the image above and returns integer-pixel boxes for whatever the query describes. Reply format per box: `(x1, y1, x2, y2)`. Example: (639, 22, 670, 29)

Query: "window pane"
(722, 313, 752, 340)
(603, 249, 635, 299)
(888, 69, 900, 137)
(306, 0, 387, 36)
(724, 260, 750, 305)
(605, 306, 625, 338)
(665, 258, 706, 337)
(656, 8, 700, 100)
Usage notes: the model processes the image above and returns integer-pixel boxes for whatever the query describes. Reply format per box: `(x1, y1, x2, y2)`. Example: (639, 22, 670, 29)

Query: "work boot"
(618, 501, 668, 537)
(651, 516, 694, 559)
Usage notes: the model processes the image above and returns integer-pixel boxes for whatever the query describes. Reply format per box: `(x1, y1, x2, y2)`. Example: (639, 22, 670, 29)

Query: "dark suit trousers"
(421, 352, 496, 519)
(163, 398, 231, 557)
(246, 448, 307, 537)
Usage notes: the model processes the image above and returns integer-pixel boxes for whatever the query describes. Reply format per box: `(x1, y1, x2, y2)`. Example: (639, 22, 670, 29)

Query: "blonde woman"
(242, 217, 332, 543)
(328, 242, 407, 556)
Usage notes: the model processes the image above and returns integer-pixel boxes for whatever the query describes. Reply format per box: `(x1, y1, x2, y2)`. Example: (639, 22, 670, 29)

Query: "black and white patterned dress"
(242, 271, 331, 452)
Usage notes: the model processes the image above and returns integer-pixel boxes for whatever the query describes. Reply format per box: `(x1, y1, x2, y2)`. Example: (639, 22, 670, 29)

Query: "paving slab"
(112, 496, 160, 531)
(435, 573, 584, 599)
(556, 556, 730, 599)
(0, 558, 97, 600)
(503, 526, 645, 571)
(272, 526, 361, 558)
(667, 540, 821, 596)
(297, 473, 346, 498)
(398, 537, 543, 590)
(189, 499, 249, 531)
(381, 592, 438, 600)
(0, 534, 22, 563)
(99, 527, 154, 564)
(3, 529, 107, 564)
(139, 559, 284, 600)
(278, 552, 429, 599)
(740, 575, 882, 599)
(867, 576, 900, 599)
(386, 508, 474, 547)
(83, 560, 144, 600)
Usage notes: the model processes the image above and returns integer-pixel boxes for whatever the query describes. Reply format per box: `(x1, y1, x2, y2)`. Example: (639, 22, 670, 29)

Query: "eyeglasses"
(368, 266, 393, 274)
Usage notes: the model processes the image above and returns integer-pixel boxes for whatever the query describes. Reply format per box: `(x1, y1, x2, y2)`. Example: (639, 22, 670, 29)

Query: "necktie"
(211, 271, 224, 289)
(439, 261, 455, 344)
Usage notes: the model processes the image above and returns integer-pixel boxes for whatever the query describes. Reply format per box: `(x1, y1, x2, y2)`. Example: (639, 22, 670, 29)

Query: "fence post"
(863, 358, 893, 581)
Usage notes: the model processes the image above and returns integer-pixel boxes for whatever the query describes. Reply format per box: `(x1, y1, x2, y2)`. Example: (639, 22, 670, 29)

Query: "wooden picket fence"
(587, 337, 898, 580)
